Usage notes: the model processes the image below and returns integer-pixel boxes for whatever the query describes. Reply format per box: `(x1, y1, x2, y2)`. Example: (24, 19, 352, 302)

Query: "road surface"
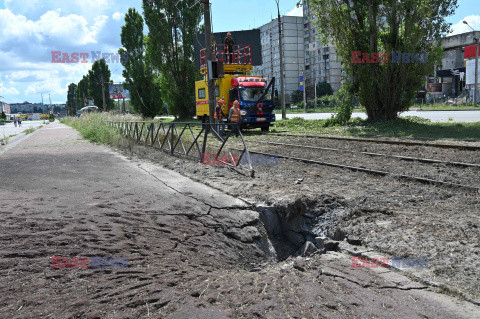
(0, 123, 478, 318)
(0, 120, 45, 143)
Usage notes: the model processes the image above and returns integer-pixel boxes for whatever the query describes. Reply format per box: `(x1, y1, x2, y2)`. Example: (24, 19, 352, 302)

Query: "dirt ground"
(0, 123, 479, 318)
(126, 131, 480, 305)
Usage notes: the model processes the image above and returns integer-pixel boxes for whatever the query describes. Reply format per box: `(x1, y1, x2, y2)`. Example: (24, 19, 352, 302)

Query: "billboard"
(466, 59, 480, 85)
(194, 29, 262, 69)
(109, 84, 130, 99)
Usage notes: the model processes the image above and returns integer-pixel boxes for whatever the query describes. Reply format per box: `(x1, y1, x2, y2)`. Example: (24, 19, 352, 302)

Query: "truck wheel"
(261, 125, 270, 132)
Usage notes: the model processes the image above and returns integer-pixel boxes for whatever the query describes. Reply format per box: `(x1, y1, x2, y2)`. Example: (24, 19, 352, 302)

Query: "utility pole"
(314, 80, 317, 109)
(48, 94, 52, 114)
(202, 0, 216, 124)
(303, 72, 307, 110)
(101, 74, 106, 112)
(475, 38, 478, 106)
(275, 0, 286, 119)
(40, 92, 48, 113)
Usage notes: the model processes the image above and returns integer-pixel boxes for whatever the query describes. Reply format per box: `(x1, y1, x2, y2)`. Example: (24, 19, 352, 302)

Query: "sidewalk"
(0, 123, 477, 318)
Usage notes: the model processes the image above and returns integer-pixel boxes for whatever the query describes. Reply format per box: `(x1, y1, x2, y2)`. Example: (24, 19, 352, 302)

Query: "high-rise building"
(303, 0, 343, 92)
(257, 16, 304, 103)
(0, 101, 10, 114)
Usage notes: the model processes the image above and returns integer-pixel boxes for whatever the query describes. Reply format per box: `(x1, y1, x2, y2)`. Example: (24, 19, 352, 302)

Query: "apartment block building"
(257, 16, 304, 102)
(303, 0, 343, 92)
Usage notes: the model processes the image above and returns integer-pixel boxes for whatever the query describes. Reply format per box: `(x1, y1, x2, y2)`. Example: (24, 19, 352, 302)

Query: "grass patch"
(23, 127, 36, 134)
(273, 116, 480, 141)
(60, 113, 122, 144)
(281, 106, 366, 114)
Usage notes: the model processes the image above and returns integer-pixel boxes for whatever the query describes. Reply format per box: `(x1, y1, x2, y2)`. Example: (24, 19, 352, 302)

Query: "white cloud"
(286, 5, 303, 17)
(0, 85, 20, 95)
(0, 9, 109, 47)
(449, 15, 480, 35)
(0, 0, 143, 103)
(112, 12, 122, 21)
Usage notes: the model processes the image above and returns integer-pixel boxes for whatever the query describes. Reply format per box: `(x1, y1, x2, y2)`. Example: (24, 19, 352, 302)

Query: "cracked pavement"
(0, 123, 478, 318)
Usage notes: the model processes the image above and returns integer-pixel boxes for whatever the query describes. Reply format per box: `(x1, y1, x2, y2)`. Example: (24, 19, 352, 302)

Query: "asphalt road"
(0, 123, 478, 318)
(276, 110, 480, 122)
(0, 120, 45, 142)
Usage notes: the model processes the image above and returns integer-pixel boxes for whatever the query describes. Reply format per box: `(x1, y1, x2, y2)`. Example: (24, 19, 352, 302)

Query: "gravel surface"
(130, 131, 480, 304)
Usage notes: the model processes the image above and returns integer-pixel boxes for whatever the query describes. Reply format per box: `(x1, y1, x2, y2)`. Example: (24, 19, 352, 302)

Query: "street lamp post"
(40, 92, 49, 115)
(274, 0, 286, 119)
(463, 21, 478, 106)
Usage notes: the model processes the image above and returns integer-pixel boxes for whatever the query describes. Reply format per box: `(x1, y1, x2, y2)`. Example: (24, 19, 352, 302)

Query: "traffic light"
(207, 60, 224, 80)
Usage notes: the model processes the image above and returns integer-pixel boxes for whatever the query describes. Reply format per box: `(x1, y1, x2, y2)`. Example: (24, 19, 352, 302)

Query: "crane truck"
(195, 44, 276, 131)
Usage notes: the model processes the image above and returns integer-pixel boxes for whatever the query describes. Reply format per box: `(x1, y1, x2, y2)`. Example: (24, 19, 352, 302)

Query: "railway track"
(268, 133, 480, 151)
(255, 140, 480, 169)
(240, 148, 480, 193)
(230, 133, 480, 193)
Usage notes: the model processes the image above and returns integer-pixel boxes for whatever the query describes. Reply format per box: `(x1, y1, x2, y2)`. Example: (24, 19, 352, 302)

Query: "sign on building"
(464, 45, 479, 59)
(427, 83, 442, 92)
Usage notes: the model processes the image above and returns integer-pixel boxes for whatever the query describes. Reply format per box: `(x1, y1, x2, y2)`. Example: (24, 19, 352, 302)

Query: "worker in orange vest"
(214, 99, 225, 136)
(229, 100, 241, 137)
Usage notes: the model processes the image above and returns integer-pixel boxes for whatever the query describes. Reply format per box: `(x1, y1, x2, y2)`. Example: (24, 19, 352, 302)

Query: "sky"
(0, 0, 477, 104)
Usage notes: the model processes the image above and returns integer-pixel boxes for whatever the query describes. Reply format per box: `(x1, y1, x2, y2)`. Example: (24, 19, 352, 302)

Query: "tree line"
(66, 0, 202, 119)
(66, 59, 114, 116)
(67, 0, 457, 121)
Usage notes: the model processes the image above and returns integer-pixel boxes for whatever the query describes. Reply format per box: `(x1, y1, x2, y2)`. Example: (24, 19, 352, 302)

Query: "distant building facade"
(9, 102, 65, 114)
(1, 101, 10, 114)
(434, 31, 480, 98)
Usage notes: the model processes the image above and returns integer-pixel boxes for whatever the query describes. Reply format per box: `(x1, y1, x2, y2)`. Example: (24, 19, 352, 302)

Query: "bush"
(324, 86, 354, 127)
(317, 95, 336, 107)
(0, 112, 6, 121)
(60, 113, 120, 144)
(316, 81, 333, 97)
(290, 90, 303, 105)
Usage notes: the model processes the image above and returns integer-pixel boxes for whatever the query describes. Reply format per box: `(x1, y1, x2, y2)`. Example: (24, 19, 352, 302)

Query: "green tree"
(119, 8, 162, 118)
(77, 75, 89, 107)
(290, 90, 303, 105)
(87, 59, 114, 111)
(143, 0, 202, 119)
(309, 0, 457, 121)
(316, 81, 333, 97)
(66, 83, 78, 115)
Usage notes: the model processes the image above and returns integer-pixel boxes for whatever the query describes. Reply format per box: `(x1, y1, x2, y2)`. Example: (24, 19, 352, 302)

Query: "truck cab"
(195, 44, 275, 131)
